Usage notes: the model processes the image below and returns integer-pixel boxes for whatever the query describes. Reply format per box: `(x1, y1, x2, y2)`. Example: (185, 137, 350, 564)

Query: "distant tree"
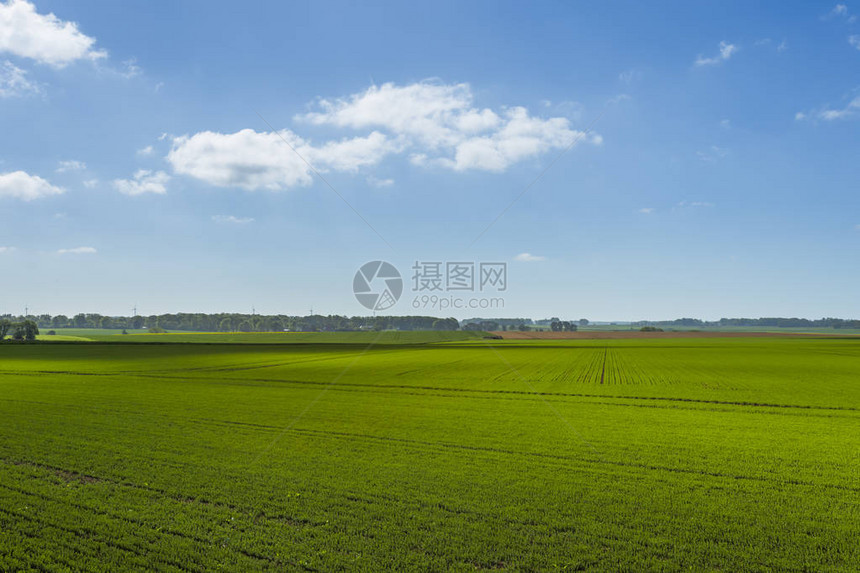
(46, 330, 57, 335)
(0, 319, 10, 340)
(121, 329, 129, 335)
(23, 321, 39, 341)
(579, 319, 589, 326)
(131, 315, 145, 329)
(219, 318, 232, 332)
(10, 320, 37, 341)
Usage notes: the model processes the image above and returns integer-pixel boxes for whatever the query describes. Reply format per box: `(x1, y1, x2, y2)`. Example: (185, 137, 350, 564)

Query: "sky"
(0, 0, 859, 321)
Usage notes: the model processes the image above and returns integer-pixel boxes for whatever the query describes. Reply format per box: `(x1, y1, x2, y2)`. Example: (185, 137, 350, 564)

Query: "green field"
(37, 330, 486, 344)
(40, 329, 154, 338)
(1, 336, 858, 571)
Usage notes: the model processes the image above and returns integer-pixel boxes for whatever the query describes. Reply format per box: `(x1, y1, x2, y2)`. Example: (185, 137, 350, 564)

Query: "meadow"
(36, 330, 481, 344)
(0, 334, 857, 571)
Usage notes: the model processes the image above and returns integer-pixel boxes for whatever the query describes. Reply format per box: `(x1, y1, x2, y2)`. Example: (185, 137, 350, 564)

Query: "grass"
(0, 336, 858, 571)
(37, 330, 487, 344)
(41, 328, 154, 337)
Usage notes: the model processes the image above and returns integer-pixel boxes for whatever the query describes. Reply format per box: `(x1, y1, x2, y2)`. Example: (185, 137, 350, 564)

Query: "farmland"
(1, 335, 858, 571)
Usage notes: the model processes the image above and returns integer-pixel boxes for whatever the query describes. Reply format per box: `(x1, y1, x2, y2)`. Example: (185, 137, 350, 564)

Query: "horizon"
(4, 310, 859, 325)
(2, 1, 860, 318)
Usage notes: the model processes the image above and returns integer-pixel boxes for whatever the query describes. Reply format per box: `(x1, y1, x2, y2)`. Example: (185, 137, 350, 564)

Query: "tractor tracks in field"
(145, 371, 860, 414)
(2, 369, 858, 417)
(600, 347, 607, 384)
(0, 457, 323, 570)
(131, 422, 860, 495)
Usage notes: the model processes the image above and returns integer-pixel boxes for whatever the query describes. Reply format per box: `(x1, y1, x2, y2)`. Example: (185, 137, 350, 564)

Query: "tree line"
(5, 313, 857, 335)
(0, 319, 39, 342)
(1, 313, 462, 333)
(633, 317, 860, 329)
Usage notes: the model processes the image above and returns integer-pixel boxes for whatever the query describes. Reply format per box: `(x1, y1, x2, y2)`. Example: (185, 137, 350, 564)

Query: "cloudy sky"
(1, 0, 859, 320)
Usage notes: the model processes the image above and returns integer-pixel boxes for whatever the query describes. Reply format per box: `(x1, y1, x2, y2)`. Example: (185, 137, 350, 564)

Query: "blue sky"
(1, 0, 859, 320)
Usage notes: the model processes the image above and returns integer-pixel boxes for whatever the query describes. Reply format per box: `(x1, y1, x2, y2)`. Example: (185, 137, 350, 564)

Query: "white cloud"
(303, 131, 398, 172)
(0, 0, 106, 67)
(82, 178, 98, 188)
(825, 4, 855, 21)
(367, 175, 394, 188)
(697, 146, 729, 161)
(0, 59, 40, 97)
(169, 81, 600, 190)
(440, 107, 594, 172)
(0, 246, 15, 253)
(678, 201, 715, 208)
(821, 109, 853, 120)
(695, 41, 738, 66)
(755, 38, 788, 52)
(850, 35, 860, 50)
(799, 96, 860, 122)
(606, 94, 630, 106)
(0, 170, 64, 200)
(618, 69, 641, 83)
(300, 82, 495, 147)
(56, 159, 85, 172)
(57, 246, 96, 255)
(638, 207, 655, 214)
(299, 81, 599, 173)
(514, 252, 546, 262)
(112, 169, 169, 196)
(720, 119, 731, 129)
(169, 129, 312, 190)
(137, 145, 154, 156)
(167, 128, 395, 191)
(120, 57, 140, 78)
(831, 4, 849, 16)
(212, 215, 254, 224)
